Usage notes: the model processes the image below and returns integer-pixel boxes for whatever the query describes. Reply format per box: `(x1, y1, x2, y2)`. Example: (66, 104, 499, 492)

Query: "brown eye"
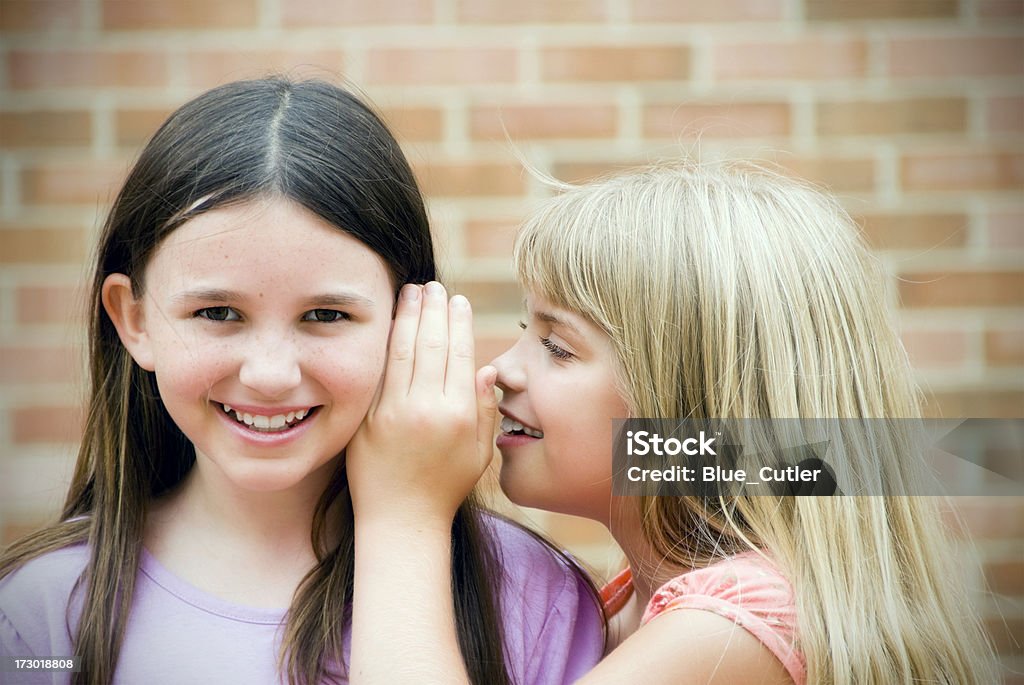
(303, 309, 350, 323)
(196, 307, 239, 321)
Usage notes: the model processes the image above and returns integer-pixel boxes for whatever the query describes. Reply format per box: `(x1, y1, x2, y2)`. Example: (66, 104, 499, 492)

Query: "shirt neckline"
(138, 547, 288, 625)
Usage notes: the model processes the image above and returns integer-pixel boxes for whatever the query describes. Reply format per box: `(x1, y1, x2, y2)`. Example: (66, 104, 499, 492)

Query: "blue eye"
(195, 307, 240, 322)
(539, 336, 573, 361)
(302, 309, 350, 323)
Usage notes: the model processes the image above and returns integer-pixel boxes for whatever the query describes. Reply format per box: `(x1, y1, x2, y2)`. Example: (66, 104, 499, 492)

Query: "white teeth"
(221, 403, 314, 432)
(501, 417, 523, 432)
(500, 416, 543, 438)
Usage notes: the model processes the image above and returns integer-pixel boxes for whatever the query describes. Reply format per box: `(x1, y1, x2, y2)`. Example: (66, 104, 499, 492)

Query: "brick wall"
(1, 0, 1021, 679)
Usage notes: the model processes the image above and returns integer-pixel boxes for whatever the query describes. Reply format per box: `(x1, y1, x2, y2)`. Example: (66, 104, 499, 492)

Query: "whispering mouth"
(219, 403, 318, 433)
(500, 416, 544, 439)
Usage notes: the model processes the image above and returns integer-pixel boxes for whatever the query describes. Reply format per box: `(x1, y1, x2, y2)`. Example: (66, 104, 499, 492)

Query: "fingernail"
(451, 294, 470, 310)
(426, 281, 445, 297)
(401, 284, 421, 301)
(483, 365, 497, 388)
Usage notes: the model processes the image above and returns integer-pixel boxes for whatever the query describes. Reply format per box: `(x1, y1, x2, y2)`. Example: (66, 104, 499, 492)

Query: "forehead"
(526, 292, 606, 340)
(146, 199, 392, 294)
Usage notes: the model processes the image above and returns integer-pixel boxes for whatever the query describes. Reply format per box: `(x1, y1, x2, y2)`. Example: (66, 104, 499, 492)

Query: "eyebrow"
(534, 310, 582, 336)
(172, 288, 376, 308)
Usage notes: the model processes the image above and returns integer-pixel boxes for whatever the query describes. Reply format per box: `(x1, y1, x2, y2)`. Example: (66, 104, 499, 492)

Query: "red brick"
(899, 270, 1024, 307)
(184, 50, 346, 89)
(901, 329, 969, 368)
(470, 104, 617, 140)
(777, 156, 876, 193)
(987, 211, 1024, 249)
(16, 285, 85, 325)
(984, 615, 1024, 655)
(282, 0, 433, 26)
(551, 160, 647, 183)
(0, 347, 79, 383)
(942, 497, 1024, 537)
(542, 46, 690, 82)
(0, 0, 80, 31)
(806, 0, 957, 20)
(714, 37, 868, 80)
(901, 152, 1024, 191)
(115, 107, 175, 147)
(379, 106, 444, 143)
(644, 101, 790, 138)
(9, 50, 169, 89)
(102, 0, 258, 29)
(458, 0, 607, 22)
(0, 227, 89, 264)
(986, 329, 1024, 365)
(817, 98, 967, 136)
(0, 111, 92, 147)
(855, 213, 968, 250)
(986, 559, 1024, 595)
(464, 218, 520, 259)
(988, 96, 1024, 134)
(366, 48, 517, 86)
(475, 334, 519, 366)
(978, 0, 1024, 18)
(416, 162, 525, 198)
(924, 390, 1024, 418)
(21, 161, 127, 206)
(632, 0, 784, 21)
(889, 36, 1023, 79)
(11, 405, 85, 444)
(453, 281, 521, 313)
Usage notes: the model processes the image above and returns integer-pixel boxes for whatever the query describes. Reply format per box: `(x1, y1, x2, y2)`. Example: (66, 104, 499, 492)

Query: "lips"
(498, 409, 544, 439)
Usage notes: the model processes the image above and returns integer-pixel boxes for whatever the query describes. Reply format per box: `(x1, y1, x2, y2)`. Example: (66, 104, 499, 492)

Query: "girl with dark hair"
(0, 78, 603, 685)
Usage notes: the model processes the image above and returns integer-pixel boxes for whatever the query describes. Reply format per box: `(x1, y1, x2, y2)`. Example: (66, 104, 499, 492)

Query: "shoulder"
(644, 552, 796, 623)
(481, 514, 605, 685)
(639, 552, 804, 685)
(482, 513, 595, 603)
(0, 543, 90, 658)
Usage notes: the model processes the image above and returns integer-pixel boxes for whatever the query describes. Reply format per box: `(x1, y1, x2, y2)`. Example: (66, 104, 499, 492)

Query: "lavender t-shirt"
(0, 516, 603, 684)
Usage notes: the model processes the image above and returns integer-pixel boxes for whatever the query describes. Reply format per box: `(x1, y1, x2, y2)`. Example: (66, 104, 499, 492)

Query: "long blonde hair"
(513, 161, 997, 684)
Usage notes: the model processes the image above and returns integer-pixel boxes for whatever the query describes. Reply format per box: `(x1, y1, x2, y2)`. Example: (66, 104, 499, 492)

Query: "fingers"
(412, 281, 449, 390)
(475, 366, 499, 468)
(382, 284, 422, 397)
(443, 294, 476, 399)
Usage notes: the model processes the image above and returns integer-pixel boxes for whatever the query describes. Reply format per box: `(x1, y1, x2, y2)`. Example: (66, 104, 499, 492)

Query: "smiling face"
(491, 292, 630, 524)
(104, 197, 395, 497)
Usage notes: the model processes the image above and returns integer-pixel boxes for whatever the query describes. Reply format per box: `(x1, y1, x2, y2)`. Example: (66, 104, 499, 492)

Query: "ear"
(102, 273, 156, 371)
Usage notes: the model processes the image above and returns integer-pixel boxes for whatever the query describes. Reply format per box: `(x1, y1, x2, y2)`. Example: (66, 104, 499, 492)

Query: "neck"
(151, 455, 344, 567)
(607, 501, 688, 608)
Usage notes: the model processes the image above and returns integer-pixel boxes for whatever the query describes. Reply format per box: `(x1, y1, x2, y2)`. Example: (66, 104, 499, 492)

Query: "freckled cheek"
(305, 338, 387, 400)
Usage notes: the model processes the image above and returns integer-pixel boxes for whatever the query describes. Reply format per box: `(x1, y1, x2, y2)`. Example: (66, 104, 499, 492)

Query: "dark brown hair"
(0, 78, 511, 685)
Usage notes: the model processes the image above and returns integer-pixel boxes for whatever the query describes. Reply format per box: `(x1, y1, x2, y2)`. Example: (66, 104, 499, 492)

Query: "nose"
(491, 336, 526, 395)
(237, 332, 302, 399)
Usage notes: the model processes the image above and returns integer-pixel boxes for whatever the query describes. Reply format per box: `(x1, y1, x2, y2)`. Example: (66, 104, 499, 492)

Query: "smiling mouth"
(219, 403, 318, 433)
(500, 416, 544, 439)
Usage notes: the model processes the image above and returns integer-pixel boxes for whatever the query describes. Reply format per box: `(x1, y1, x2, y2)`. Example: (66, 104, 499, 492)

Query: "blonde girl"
(348, 161, 998, 684)
(0, 78, 603, 685)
